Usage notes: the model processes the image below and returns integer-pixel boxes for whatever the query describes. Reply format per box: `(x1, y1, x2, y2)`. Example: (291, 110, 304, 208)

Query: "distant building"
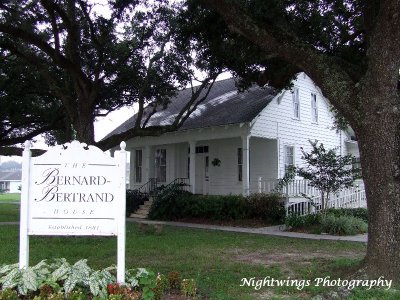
(0, 170, 22, 193)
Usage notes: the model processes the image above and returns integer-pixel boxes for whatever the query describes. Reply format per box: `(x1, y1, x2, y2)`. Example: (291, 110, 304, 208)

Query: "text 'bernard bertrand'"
(34, 168, 114, 202)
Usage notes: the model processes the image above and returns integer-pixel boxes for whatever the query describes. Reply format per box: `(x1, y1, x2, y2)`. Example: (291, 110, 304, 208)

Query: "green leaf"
(1, 268, 20, 289)
(0, 263, 18, 276)
(21, 267, 39, 293)
(51, 260, 71, 282)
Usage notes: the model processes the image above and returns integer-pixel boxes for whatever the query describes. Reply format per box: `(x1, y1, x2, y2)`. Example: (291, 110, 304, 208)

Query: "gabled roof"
(105, 78, 278, 138)
(0, 170, 22, 181)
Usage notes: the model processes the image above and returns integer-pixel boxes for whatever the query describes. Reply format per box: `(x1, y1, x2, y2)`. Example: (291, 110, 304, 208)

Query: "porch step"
(129, 198, 154, 219)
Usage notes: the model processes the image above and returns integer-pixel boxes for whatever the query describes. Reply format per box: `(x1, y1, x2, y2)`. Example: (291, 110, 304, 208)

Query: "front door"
(195, 149, 210, 194)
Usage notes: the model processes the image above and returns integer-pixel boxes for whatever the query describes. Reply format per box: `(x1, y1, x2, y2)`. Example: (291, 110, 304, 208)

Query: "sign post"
(117, 142, 126, 283)
(19, 141, 127, 283)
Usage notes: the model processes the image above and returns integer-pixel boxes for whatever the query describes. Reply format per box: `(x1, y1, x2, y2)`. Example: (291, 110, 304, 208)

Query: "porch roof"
(105, 78, 277, 139)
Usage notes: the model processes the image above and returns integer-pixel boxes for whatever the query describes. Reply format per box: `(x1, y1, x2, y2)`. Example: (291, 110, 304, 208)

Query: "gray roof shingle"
(0, 170, 21, 181)
(105, 78, 278, 138)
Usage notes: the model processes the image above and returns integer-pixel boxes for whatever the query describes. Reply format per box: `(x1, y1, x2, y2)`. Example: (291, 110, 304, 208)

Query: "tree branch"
(200, 0, 360, 129)
(0, 146, 46, 157)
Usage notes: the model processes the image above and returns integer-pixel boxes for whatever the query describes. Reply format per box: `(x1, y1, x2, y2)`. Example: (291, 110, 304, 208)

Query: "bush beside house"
(148, 184, 285, 224)
(285, 208, 368, 235)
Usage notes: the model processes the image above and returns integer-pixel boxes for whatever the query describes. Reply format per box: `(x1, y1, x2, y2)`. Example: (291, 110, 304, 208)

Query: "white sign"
(19, 141, 127, 282)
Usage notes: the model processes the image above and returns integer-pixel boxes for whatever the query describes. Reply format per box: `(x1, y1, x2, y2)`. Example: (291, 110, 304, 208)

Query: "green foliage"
(246, 193, 285, 223)
(0, 260, 160, 299)
(274, 165, 296, 192)
(182, 194, 249, 220)
(286, 210, 368, 236)
(126, 268, 156, 300)
(149, 184, 286, 223)
(167, 272, 181, 290)
(148, 183, 193, 220)
(126, 190, 149, 217)
(325, 208, 368, 223)
(329, 106, 349, 132)
(320, 214, 368, 236)
(0, 288, 18, 300)
(285, 213, 321, 229)
(0, 259, 113, 298)
(181, 279, 196, 297)
(153, 274, 169, 300)
(298, 140, 357, 210)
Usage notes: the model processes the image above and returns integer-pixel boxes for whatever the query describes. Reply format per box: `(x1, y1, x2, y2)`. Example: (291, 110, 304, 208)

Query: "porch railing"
(137, 178, 158, 195)
(256, 177, 320, 197)
(163, 177, 190, 192)
(256, 177, 366, 216)
(285, 187, 366, 217)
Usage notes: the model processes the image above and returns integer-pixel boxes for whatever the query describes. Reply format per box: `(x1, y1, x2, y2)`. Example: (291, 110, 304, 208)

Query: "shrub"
(148, 184, 192, 220)
(126, 190, 149, 217)
(167, 272, 181, 290)
(325, 208, 368, 223)
(285, 213, 320, 229)
(181, 279, 196, 297)
(247, 193, 285, 223)
(153, 274, 169, 300)
(0, 288, 18, 300)
(149, 189, 289, 222)
(179, 194, 249, 220)
(320, 214, 368, 235)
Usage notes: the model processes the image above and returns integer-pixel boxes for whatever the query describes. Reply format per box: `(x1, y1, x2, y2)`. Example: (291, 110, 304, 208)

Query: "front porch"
(125, 127, 279, 196)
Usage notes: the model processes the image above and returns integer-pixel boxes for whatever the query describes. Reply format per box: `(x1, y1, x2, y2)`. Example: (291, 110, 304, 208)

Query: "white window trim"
(284, 145, 295, 174)
(135, 149, 142, 183)
(311, 92, 318, 124)
(155, 148, 167, 183)
(292, 87, 300, 120)
(237, 147, 243, 182)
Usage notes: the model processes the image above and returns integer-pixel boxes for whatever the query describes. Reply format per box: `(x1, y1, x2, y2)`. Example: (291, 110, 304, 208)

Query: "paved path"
(0, 219, 367, 243)
(126, 218, 367, 243)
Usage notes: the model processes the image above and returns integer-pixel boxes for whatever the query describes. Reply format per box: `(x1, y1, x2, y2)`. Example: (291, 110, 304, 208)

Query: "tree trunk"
(357, 103, 400, 281)
(74, 112, 95, 145)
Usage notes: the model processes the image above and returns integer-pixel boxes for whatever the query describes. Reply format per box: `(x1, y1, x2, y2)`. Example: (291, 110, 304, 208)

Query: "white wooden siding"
(250, 73, 344, 177)
(249, 138, 278, 191)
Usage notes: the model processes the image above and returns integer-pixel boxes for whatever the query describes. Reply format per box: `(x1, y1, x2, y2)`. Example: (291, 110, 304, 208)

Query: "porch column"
(242, 135, 250, 196)
(189, 141, 196, 194)
(129, 150, 135, 189)
(144, 145, 151, 182)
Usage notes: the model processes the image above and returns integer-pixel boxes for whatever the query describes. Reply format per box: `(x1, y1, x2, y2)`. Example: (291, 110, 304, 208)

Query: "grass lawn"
(0, 193, 20, 202)
(0, 203, 19, 222)
(1, 222, 397, 299)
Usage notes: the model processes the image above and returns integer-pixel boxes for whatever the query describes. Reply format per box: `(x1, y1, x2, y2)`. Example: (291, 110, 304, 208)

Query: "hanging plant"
(211, 158, 221, 167)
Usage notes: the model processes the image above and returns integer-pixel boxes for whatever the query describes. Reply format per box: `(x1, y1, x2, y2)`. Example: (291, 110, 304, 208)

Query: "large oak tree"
(194, 0, 400, 281)
(0, 0, 223, 154)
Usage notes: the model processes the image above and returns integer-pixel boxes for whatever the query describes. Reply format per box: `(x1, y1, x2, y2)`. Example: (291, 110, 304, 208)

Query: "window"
(284, 146, 294, 173)
(155, 149, 167, 182)
(292, 87, 300, 119)
(195, 146, 209, 153)
(311, 93, 318, 123)
(238, 148, 243, 182)
(135, 149, 142, 183)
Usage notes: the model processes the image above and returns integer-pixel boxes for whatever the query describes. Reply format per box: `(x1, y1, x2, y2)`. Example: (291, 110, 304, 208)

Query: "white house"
(0, 170, 22, 193)
(107, 73, 360, 199)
